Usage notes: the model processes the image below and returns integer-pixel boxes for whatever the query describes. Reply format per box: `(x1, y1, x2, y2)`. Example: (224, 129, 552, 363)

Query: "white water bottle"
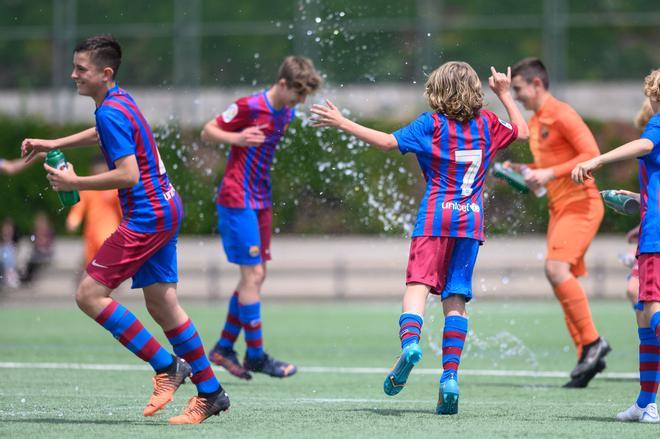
(521, 166, 547, 198)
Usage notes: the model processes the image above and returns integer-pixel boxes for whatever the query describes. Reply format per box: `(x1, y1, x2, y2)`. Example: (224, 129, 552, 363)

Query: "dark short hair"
(74, 34, 122, 79)
(511, 57, 549, 89)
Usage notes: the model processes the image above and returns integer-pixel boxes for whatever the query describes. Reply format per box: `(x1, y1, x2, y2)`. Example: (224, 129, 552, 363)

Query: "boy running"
(508, 57, 610, 388)
(21, 34, 228, 424)
(311, 62, 528, 414)
(573, 69, 660, 423)
(201, 56, 321, 379)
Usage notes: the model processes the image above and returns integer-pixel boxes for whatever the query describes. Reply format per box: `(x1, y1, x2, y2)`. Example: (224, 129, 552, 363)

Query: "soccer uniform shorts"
(638, 252, 660, 302)
(406, 236, 480, 301)
(546, 196, 604, 277)
(216, 204, 272, 265)
(86, 223, 179, 290)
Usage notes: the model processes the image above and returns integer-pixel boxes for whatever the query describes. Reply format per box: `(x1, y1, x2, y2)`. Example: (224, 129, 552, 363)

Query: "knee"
(545, 262, 569, 286)
(245, 265, 266, 286)
(75, 276, 103, 313)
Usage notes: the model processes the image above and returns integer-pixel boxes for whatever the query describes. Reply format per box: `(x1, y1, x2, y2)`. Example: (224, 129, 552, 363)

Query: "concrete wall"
(1, 235, 634, 303)
(0, 82, 647, 127)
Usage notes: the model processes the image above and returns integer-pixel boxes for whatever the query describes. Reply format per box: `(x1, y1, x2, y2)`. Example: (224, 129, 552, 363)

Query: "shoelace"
(183, 396, 211, 417)
(152, 373, 177, 396)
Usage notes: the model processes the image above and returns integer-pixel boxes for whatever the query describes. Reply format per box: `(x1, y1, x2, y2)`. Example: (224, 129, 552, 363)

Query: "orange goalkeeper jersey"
(528, 95, 601, 206)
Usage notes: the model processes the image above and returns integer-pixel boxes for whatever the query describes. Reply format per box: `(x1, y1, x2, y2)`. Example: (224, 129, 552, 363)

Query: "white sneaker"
(640, 403, 659, 423)
(616, 402, 659, 423)
(616, 403, 644, 422)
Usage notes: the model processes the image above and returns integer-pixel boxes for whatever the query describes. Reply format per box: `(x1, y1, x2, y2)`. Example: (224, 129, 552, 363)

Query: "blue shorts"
(216, 204, 272, 266)
(132, 233, 179, 289)
(406, 236, 480, 302)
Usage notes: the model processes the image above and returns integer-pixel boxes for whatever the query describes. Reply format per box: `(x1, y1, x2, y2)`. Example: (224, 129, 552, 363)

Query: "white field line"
(0, 362, 639, 380)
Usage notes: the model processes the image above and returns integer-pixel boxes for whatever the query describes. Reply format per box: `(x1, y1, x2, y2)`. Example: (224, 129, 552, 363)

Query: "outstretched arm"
(572, 138, 654, 183)
(0, 153, 44, 175)
(21, 127, 98, 163)
(311, 100, 398, 152)
(489, 66, 529, 141)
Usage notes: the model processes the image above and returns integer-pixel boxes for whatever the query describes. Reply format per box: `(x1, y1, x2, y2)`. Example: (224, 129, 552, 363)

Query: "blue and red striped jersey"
(639, 113, 660, 253)
(95, 85, 182, 233)
(393, 109, 518, 241)
(215, 91, 295, 209)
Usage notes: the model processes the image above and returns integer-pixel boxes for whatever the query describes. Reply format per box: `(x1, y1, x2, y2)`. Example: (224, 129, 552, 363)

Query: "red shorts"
(86, 224, 178, 289)
(638, 252, 660, 302)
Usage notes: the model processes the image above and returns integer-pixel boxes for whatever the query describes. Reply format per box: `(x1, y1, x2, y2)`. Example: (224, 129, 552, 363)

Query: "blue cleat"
(436, 375, 459, 415)
(383, 343, 423, 396)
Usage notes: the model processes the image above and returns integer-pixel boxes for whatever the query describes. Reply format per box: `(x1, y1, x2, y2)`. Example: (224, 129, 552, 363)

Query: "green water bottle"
(492, 162, 529, 194)
(45, 150, 80, 207)
(601, 190, 639, 215)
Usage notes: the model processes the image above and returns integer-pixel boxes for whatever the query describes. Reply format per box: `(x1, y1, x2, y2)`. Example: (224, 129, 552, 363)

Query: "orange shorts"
(546, 196, 604, 277)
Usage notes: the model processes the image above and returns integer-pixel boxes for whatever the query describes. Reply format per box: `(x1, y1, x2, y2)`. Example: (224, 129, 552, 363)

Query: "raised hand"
(310, 100, 345, 129)
(21, 138, 57, 163)
(488, 66, 512, 97)
(571, 158, 601, 184)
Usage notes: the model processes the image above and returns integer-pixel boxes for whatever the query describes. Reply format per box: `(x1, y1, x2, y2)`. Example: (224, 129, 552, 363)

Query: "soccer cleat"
(244, 353, 297, 378)
(570, 337, 611, 379)
(383, 342, 423, 396)
(168, 390, 231, 425)
(562, 359, 606, 388)
(143, 356, 192, 417)
(616, 402, 658, 423)
(209, 345, 252, 380)
(436, 376, 459, 415)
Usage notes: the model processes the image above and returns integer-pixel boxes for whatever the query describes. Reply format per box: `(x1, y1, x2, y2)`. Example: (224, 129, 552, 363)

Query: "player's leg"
(618, 253, 660, 422)
(209, 205, 259, 379)
(143, 282, 229, 424)
(82, 226, 180, 414)
(384, 283, 428, 396)
(436, 238, 477, 415)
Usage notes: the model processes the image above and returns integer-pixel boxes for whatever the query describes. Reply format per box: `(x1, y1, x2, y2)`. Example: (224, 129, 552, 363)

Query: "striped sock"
(240, 301, 264, 360)
(217, 291, 241, 349)
(636, 327, 660, 408)
(441, 315, 468, 384)
(95, 300, 173, 371)
(165, 319, 221, 395)
(399, 313, 423, 349)
(650, 311, 660, 341)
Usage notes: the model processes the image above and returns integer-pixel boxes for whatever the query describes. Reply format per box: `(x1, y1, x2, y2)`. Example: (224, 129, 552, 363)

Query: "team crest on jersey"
(222, 103, 239, 123)
(541, 126, 549, 139)
(249, 245, 260, 257)
(498, 118, 513, 130)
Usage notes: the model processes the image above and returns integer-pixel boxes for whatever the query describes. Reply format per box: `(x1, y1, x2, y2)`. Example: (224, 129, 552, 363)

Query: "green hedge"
(0, 115, 642, 237)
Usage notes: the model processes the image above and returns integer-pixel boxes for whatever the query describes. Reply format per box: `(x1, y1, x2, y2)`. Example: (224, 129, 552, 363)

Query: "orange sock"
(564, 315, 583, 360)
(553, 277, 599, 347)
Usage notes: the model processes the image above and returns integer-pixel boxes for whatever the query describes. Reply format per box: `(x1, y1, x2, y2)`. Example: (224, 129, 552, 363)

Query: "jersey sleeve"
(96, 108, 135, 163)
(216, 98, 252, 132)
(641, 115, 660, 148)
(483, 110, 518, 151)
(392, 113, 433, 155)
(550, 108, 600, 178)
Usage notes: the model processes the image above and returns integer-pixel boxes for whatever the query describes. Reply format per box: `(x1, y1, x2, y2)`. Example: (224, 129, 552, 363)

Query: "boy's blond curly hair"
(634, 100, 653, 130)
(643, 69, 660, 102)
(424, 61, 483, 123)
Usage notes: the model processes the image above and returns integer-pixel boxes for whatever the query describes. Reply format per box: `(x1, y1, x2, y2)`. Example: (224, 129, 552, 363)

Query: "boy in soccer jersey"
(201, 56, 321, 379)
(573, 69, 660, 423)
(311, 62, 529, 414)
(20, 35, 228, 425)
(507, 57, 610, 388)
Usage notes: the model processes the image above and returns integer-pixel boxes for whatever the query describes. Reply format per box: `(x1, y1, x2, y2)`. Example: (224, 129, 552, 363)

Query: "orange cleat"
(168, 391, 230, 425)
(143, 356, 192, 417)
